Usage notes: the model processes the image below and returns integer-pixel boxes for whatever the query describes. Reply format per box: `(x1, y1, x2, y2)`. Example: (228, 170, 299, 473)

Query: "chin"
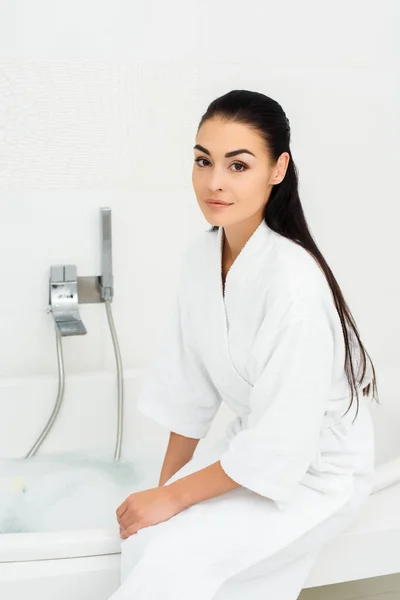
(201, 211, 230, 227)
(203, 216, 227, 228)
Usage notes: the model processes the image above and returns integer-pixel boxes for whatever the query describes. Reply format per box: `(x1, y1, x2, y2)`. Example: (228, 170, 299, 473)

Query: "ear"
(273, 152, 290, 184)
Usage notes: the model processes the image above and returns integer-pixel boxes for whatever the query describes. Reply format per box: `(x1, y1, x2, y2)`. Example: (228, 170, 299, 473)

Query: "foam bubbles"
(0, 449, 162, 533)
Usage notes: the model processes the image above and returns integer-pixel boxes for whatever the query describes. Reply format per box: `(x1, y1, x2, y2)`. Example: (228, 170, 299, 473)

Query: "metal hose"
(25, 301, 124, 461)
(25, 329, 65, 458)
(104, 299, 124, 462)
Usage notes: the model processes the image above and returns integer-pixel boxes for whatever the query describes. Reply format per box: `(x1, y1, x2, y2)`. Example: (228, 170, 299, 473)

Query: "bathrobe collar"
(199, 218, 276, 396)
(216, 218, 275, 298)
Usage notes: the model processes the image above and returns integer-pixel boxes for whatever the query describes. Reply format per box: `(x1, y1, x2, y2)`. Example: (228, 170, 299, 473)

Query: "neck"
(223, 214, 264, 262)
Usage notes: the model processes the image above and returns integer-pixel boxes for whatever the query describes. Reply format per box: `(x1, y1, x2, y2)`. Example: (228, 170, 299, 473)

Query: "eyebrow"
(193, 144, 256, 158)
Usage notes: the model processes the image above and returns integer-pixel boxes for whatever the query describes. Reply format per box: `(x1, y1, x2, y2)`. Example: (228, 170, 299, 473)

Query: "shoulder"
(269, 232, 331, 297)
(262, 232, 337, 325)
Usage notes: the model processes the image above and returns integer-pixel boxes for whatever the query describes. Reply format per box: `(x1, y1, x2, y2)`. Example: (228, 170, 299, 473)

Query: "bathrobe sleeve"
(136, 274, 222, 439)
(219, 311, 335, 502)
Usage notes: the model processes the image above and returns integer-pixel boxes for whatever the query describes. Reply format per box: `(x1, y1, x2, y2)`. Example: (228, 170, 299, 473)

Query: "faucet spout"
(49, 265, 87, 336)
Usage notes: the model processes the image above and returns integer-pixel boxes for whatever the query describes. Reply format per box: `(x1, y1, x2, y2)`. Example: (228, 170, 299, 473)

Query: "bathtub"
(2, 480, 400, 599)
(0, 528, 121, 600)
(1, 369, 400, 599)
(0, 370, 164, 600)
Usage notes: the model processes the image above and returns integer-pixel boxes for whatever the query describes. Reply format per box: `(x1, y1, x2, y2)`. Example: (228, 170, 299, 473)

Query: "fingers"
(120, 523, 141, 539)
(119, 513, 136, 532)
(116, 502, 138, 531)
(119, 517, 147, 539)
(119, 522, 135, 539)
(116, 500, 128, 521)
(116, 495, 133, 523)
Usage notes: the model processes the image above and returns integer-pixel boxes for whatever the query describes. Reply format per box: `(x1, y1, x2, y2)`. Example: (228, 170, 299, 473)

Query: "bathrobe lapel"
(191, 219, 274, 406)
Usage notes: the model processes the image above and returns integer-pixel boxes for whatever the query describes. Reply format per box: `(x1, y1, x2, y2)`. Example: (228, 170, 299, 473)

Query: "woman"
(110, 90, 378, 600)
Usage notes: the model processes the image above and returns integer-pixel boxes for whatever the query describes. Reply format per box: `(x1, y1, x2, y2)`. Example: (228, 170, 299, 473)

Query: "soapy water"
(0, 449, 163, 534)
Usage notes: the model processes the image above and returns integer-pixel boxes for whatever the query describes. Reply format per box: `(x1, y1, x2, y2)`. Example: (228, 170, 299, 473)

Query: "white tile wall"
(0, 0, 398, 456)
(0, 1, 398, 382)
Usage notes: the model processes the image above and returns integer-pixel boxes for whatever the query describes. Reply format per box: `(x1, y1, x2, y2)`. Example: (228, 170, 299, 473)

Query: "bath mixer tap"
(49, 265, 87, 336)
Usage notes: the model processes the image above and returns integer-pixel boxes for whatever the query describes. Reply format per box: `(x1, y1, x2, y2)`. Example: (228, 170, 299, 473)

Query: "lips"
(205, 199, 233, 206)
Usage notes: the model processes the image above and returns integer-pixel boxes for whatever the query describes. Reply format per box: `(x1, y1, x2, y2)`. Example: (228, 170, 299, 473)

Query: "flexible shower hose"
(25, 299, 124, 461)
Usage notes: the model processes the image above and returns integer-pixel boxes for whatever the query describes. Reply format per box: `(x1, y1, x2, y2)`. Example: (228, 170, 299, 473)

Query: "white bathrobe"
(109, 219, 375, 600)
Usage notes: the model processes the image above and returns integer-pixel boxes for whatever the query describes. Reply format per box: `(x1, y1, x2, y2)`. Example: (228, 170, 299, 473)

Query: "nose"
(207, 165, 227, 192)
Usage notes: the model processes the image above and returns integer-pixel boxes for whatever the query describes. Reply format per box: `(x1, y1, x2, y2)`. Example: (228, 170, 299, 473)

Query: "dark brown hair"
(198, 89, 379, 419)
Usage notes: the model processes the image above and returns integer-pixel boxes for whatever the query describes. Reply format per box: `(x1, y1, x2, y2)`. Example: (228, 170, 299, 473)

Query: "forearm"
(158, 431, 200, 486)
(167, 460, 241, 509)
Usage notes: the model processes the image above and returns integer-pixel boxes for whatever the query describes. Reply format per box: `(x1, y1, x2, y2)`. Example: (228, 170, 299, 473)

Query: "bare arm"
(168, 461, 241, 510)
(158, 431, 201, 487)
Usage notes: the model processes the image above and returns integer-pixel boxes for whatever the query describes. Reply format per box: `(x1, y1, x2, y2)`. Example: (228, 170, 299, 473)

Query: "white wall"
(0, 1, 398, 463)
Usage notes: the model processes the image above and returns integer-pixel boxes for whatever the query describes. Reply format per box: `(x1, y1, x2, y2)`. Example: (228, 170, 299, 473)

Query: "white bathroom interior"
(0, 1, 399, 599)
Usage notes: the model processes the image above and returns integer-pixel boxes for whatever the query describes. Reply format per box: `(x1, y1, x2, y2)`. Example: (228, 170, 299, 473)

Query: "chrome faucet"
(30, 208, 123, 462)
(48, 265, 87, 336)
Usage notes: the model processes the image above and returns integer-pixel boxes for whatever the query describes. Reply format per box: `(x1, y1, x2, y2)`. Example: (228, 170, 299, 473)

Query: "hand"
(116, 486, 183, 540)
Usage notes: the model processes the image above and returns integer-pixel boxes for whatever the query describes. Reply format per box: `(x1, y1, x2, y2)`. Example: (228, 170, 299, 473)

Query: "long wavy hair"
(197, 89, 378, 419)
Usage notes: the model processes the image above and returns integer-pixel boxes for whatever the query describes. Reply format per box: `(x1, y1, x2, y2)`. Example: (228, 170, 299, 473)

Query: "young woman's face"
(192, 117, 289, 227)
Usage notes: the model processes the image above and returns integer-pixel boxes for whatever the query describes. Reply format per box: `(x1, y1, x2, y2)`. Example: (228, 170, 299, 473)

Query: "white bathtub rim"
(0, 527, 120, 563)
(1, 481, 400, 564)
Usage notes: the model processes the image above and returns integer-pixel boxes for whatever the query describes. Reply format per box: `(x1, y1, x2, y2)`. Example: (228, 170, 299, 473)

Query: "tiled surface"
(300, 573, 400, 600)
(0, 2, 397, 385)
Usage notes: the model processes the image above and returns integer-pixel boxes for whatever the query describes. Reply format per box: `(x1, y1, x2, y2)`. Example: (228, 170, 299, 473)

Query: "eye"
(230, 161, 248, 172)
(194, 157, 210, 167)
(194, 158, 248, 172)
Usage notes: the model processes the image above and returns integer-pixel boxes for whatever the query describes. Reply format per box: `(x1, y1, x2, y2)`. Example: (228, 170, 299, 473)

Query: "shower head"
(99, 207, 114, 301)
